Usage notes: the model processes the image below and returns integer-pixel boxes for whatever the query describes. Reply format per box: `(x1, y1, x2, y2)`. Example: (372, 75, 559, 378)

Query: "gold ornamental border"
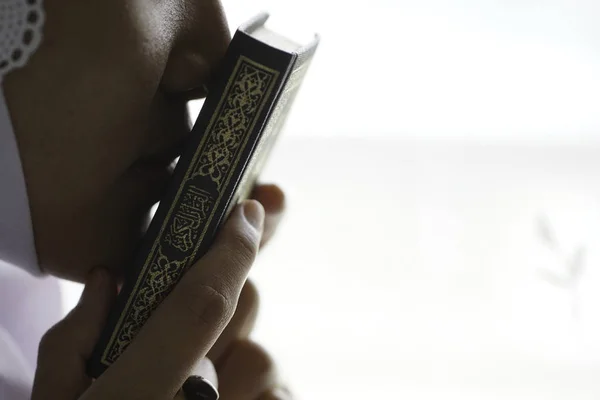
(101, 56, 280, 366)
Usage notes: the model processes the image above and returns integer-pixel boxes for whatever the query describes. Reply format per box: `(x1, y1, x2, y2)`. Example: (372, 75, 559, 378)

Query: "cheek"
(32, 5, 175, 205)
(12, 2, 178, 274)
(28, 76, 169, 278)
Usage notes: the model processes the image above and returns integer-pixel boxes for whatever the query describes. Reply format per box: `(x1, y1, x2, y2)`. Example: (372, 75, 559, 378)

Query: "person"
(0, 0, 293, 399)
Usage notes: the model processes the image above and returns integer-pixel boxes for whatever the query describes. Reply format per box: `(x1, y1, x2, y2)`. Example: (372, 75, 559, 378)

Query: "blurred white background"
(61, 1, 600, 399)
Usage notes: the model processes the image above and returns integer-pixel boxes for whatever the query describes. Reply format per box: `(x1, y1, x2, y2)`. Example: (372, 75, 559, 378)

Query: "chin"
(35, 175, 159, 284)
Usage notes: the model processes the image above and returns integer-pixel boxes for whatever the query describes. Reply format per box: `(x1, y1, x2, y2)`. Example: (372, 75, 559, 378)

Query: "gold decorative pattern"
(164, 187, 213, 253)
(104, 248, 189, 362)
(227, 60, 306, 215)
(101, 56, 280, 366)
(192, 61, 276, 189)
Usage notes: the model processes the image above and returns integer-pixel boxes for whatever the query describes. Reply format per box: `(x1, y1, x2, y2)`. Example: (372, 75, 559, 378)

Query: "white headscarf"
(0, 0, 46, 276)
(0, 7, 64, 397)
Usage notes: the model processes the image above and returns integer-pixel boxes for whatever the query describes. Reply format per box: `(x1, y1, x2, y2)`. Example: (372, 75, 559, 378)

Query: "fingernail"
(192, 358, 218, 389)
(272, 388, 293, 399)
(242, 200, 264, 230)
(182, 376, 219, 400)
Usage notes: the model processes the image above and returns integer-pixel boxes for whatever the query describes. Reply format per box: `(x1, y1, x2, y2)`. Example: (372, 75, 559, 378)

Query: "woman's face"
(4, 0, 230, 282)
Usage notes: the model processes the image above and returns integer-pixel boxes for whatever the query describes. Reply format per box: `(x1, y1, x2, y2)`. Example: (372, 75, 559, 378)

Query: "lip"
(139, 136, 187, 168)
(129, 96, 196, 207)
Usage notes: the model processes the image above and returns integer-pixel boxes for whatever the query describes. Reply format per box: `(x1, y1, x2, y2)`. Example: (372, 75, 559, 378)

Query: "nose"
(160, 0, 231, 99)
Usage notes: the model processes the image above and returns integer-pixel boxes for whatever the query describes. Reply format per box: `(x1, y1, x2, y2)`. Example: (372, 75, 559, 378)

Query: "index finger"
(86, 200, 264, 399)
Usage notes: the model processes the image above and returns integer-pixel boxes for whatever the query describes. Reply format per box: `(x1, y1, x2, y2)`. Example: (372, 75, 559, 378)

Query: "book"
(87, 12, 319, 378)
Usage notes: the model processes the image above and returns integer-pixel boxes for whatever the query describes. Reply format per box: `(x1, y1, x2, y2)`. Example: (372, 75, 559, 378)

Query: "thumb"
(32, 268, 116, 400)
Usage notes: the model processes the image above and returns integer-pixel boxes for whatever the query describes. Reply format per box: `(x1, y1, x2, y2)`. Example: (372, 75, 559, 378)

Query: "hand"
(207, 184, 286, 361)
(32, 199, 265, 400)
(205, 184, 295, 399)
(173, 337, 294, 400)
(202, 278, 292, 400)
(213, 339, 295, 400)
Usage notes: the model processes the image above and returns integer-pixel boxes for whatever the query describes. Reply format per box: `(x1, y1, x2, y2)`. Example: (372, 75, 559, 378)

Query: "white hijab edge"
(0, 0, 46, 276)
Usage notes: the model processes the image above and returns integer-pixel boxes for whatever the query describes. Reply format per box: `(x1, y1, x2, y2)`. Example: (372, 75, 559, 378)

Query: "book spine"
(87, 30, 295, 378)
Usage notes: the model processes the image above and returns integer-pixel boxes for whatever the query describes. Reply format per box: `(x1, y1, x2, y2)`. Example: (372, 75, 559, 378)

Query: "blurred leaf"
(568, 247, 586, 278)
(538, 269, 569, 288)
(537, 216, 557, 249)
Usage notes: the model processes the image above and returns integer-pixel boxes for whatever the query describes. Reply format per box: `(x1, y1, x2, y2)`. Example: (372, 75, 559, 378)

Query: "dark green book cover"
(87, 13, 319, 378)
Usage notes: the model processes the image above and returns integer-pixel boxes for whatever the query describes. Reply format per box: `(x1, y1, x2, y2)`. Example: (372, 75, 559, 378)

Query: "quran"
(87, 13, 319, 378)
